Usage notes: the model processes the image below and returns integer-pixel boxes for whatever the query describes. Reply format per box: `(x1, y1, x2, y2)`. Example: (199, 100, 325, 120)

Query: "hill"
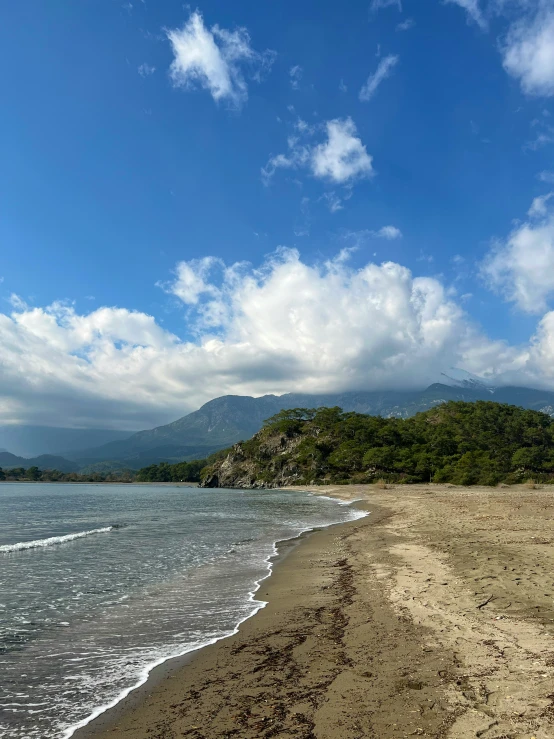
(200, 401, 554, 488)
(0, 452, 79, 473)
(70, 383, 554, 469)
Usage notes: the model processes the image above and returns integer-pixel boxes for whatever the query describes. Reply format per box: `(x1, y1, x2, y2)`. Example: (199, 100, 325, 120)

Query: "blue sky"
(2, 0, 554, 429)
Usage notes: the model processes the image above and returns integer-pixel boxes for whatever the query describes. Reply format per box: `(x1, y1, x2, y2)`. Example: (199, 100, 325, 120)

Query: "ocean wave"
(0, 527, 114, 554)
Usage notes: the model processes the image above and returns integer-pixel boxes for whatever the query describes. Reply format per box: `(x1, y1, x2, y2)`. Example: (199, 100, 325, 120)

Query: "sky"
(2, 0, 554, 430)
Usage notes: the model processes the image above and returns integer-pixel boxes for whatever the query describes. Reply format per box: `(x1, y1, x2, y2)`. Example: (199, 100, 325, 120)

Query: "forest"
(200, 401, 554, 487)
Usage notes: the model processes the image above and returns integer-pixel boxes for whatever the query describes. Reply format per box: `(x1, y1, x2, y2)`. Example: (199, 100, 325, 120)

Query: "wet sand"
(75, 484, 554, 738)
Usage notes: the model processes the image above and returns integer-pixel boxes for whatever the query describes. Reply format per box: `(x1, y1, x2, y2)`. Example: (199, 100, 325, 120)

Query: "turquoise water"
(0, 483, 364, 738)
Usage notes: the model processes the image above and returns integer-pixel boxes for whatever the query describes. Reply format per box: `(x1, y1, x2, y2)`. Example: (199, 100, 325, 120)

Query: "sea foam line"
(0, 527, 114, 554)
(61, 501, 367, 739)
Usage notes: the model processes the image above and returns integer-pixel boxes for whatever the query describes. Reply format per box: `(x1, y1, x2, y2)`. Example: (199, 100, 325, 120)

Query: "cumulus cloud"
(481, 194, 554, 313)
(359, 55, 399, 102)
(167, 11, 274, 108)
(263, 117, 373, 187)
(5, 247, 554, 428)
(502, 4, 554, 96)
(444, 0, 487, 30)
(311, 118, 374, 183)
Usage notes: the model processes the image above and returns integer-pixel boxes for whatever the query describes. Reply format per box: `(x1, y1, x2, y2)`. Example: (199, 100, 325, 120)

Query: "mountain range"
(0, 452, 79, 473)
(3, 375, 554, 472)
(0, 426, 130, 458)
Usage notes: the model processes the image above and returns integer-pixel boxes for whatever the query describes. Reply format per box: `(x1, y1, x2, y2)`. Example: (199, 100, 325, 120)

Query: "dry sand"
(75, 484, 554, 739)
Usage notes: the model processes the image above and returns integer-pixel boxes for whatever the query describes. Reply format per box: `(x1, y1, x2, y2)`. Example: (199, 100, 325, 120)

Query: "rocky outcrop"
(200, 431, 307, 489)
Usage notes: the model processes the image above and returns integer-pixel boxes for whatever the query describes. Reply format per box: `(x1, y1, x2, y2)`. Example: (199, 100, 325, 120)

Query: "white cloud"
(375, 225, 403, 239)
(9, 294, 28, 310)
(164, 256, 223, 305)
(6, 248, 554, 428)
(263, 117, 373, 187)
(481, 194, 554, 313)
(138, 63, 156, 77)
(321, 192, 345, 213)
(167, 11, 274, 108)
(502, 5, 554, 96)
(396, 18, 415, 31)
(289, 65, 303, 89)
(311, 118, 374, 183)
(528, 191, 554, 217)
(370, 0, 402, 13)
(339, 78, 348, 92)
(444, 0, 487, 30)
(261, 135, 311, 185)
(524, 129, 554, 150)
(359, 55, 399, 102)
(538, 170, 554, 183)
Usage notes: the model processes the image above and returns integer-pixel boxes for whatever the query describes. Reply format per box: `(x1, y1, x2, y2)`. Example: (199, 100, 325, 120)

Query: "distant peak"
(439, 368, 495, 393)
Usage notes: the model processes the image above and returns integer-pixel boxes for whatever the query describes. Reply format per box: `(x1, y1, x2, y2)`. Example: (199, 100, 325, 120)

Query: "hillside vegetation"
(44, 383, 554, 470)
(200, 401, 554, 488)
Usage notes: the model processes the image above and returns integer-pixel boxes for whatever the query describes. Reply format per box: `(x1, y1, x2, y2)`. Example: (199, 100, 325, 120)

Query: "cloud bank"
(5, 243, 554, 429)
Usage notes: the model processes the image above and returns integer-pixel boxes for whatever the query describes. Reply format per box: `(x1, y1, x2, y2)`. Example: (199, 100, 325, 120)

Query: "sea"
(0, 482, 366, 739)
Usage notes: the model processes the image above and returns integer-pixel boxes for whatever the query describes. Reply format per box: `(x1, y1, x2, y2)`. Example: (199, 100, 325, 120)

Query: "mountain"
(0, 452, 79, 473)
(70, 395, 290, 468)
(0, 426, 130, 458)
(438, 368, 495, 392)
(71, 382, 554, 470)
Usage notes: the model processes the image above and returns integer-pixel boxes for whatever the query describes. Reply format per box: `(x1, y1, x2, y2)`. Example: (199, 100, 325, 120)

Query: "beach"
(75, 484, 554, 739)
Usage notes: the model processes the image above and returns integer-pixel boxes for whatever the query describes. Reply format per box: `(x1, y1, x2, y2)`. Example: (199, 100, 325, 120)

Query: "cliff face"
(201, 430, 307, 489)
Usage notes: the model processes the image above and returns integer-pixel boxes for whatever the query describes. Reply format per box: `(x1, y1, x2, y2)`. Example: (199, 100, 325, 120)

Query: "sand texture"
(76, 485, 554, 739)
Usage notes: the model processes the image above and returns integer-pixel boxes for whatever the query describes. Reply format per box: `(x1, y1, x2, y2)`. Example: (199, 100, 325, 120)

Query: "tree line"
(0, 466, 136, 482)
(0, 456, 221, 484)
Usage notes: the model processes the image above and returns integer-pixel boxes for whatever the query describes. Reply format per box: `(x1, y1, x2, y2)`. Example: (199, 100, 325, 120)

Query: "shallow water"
(0, 483, 364, 738)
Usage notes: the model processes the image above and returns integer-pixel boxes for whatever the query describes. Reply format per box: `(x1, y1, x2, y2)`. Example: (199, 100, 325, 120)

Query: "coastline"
(67, 494, 367, 738)
(74, 484, 554, 738)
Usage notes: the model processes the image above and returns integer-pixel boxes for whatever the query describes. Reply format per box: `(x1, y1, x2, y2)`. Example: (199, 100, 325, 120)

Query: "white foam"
(0, 528, 114, 554)
(309, 493, 365, 506)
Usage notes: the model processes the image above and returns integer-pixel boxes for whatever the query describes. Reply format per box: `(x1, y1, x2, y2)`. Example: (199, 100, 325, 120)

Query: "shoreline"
(68, 495, 368, 738)
(75, 484, 554, 738)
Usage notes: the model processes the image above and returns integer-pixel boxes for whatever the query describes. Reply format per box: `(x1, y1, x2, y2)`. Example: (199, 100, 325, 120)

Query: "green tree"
(26, 466, 41, 481)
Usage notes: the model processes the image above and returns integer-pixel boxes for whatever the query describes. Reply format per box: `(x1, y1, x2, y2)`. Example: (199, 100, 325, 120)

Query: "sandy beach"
(75, 484, 554, 739)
